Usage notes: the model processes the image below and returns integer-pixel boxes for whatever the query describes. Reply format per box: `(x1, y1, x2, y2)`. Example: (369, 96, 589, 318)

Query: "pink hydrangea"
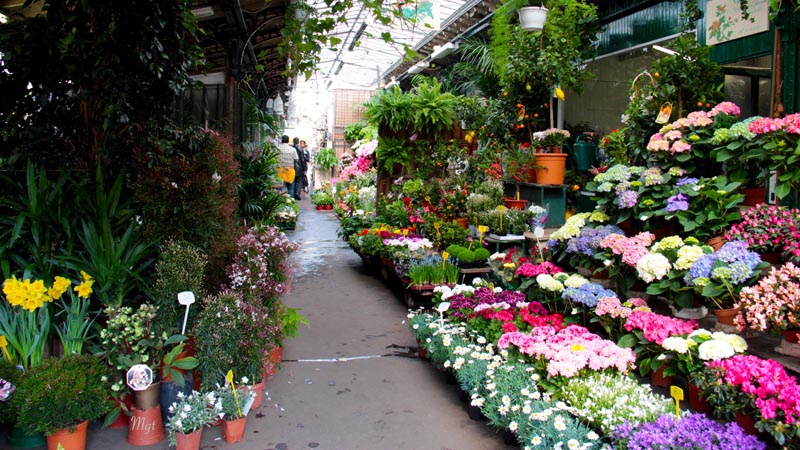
(601, 232, 655, 268)
(670, 140, 692, 154)
(749, 117, 784, 134)
(498, 325, 636, 378)
(663, 130, 683, 141)
(709, 101, 741, 117)
(686, 111, 713, 127)
(624, 310, 698, 345)
(515, 261, 563, 278)
(647, 137, 670, 152)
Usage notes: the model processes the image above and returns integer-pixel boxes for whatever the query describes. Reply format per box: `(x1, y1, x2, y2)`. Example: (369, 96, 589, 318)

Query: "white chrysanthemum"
(568, 439, 580, 450)
(636, 253, 671, 282)
(661, 336, 690, 354)
(587, 431, 599, 440)
(554, 416, 567, 431)
(698, 339, 735, 360)
(502, 395, 511, 406)
(522, 404, 532, 414)
(509, 421, 519, 432)
(471, 397, 485, 407)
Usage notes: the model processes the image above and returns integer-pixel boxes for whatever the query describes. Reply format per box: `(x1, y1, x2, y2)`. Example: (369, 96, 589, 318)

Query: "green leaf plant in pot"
(13, 354, 111, 449)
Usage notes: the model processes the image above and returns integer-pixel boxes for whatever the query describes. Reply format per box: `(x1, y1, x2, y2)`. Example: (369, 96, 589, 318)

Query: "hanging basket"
(517, 6, 548, 31)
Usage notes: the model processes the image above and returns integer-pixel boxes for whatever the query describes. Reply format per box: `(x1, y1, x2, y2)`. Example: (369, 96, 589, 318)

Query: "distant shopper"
(277, 135, 298, 195)
(300, 140, 310, 193)
(292, 137, 307, 200)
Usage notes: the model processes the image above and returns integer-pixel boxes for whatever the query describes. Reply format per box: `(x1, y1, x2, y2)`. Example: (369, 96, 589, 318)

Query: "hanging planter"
(517, 6, 548, 32)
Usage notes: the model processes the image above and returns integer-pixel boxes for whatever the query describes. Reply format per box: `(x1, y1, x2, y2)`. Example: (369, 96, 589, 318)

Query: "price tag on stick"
(670, 385, 684, 418)
(177, 291, 196, 335)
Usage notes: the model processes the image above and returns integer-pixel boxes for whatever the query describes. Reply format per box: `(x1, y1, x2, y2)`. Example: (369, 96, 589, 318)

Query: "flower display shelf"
(503, 182, 567, 228)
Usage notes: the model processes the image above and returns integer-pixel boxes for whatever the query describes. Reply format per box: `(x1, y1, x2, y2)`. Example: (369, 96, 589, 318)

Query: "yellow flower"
(48, 276, 71, 300)
(74, 280, 94, 299)
(80, 270, 94, 282)
(555, 87, 565, 101)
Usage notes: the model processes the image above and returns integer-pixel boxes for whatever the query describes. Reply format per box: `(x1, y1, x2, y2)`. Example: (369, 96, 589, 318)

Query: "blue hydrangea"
(562, 282, 617, 307)
(617, 190, 639, 209)
(675, 177, 699, 187)
(566, 225, 624, 256)
(686, 241, 762, 286)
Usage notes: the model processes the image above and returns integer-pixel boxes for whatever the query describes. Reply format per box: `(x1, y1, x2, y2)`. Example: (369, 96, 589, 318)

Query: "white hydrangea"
(698, 339, 735, 360)
(636, 253, 671, 283)
(675, 245, 705, 270)
(563, 274, 589, 288)
(661, 336, 690, 354)
(712, 332, 747, 353)
(536, 274, 564, 292)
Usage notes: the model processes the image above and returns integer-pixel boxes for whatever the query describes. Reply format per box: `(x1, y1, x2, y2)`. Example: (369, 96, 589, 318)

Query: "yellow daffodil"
(74, 280, 94, 299)
(48, 276, 71, 300)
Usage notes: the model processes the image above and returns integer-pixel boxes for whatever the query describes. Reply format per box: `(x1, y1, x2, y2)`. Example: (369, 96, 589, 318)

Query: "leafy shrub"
(14, 355, 111, 434)
(151, 239, 207, 334)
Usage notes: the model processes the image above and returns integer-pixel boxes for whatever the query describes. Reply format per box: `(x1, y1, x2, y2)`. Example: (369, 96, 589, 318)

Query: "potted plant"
(727, 203, 800, 264)
(165, 390, 219, 450)
(214, 380, 256, 443)
(735, 262, 800, 340)
(743, 114, 800, 201)
(641, 236, 709, 310)
(194, 292, 273, 392)
(684, 240, 768, 315)
(14, 355, 111, 450)
(665, 175, 745, 243)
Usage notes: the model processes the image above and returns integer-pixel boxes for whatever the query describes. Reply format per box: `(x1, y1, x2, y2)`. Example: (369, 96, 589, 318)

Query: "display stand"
(503, 182, 567, 228)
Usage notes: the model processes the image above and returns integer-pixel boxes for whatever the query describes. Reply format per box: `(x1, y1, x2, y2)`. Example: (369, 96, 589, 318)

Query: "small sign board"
(127, 364, 153, 391)
(177, 291, 196, 306)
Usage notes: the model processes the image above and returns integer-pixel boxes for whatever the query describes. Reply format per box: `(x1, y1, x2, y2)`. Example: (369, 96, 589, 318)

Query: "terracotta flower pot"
(127, 405, 165, 446)
(706, 234, 725, 251)
(502, 197, 528, 210)
(46, 420, 88, 450)
(782, 329, 800, 344)
(713, 307, 740, 326)
(249, 379, 266, 410)
(223, 417, 248, 443)
(650, 365, 673, 388)
(688, 382, 712, 413)
(175, 428, 203, 450)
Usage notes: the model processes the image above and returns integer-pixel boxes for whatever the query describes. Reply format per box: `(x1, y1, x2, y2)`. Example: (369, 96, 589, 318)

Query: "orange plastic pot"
(223, 417, 248, 443)
(175, 428, 202, 450)
(46, 420, 88, 450)
(127, 405, 165, 446)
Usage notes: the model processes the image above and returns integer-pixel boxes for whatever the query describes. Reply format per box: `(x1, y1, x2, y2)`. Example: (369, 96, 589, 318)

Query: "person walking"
(292, 137, 307, 200)
(300, 140, 311, 193)
(277, 135, 298, 196)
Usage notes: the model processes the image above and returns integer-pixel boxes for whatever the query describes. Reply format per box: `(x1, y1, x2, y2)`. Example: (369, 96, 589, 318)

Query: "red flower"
(502, 322, 518, 333)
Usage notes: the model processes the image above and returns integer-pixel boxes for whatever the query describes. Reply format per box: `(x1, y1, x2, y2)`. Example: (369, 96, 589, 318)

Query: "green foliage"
(375, 138, 410, 174)
(160, 341, 199, 388)
(364, 85, 416, 133)
(237, 142, 283, 222)
(376, 199, 411, 228)
(194, 292, 268, 389)
(410, 78, 457, 137)
(315, 146, 339, 171)
(54, 292, 98, 356)
(0, 0, 202, 173)
(337, 214, 376, 241)
(14, 355, 111, 435)
(420, 217, 469, 250)
(311, 190, 335, 207)
(151, 239, 207, 335)
(344, 122, 368, 142)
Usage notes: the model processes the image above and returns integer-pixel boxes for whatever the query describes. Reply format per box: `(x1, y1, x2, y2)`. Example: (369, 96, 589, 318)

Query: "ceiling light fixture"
(652, 44, 679, 56)
(407, 60, 429, 75)
(430, 42, 458, 60)
(191, 6, 214, 19)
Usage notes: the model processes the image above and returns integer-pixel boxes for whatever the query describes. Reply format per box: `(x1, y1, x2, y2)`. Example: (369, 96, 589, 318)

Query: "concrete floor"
(1, 198, 508, 450)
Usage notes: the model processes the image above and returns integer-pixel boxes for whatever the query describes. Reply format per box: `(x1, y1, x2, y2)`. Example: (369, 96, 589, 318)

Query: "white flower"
(713, 332, 747, 352)
(587, 431, 599, 440)
(502, 395, 511, 406)
(661, 336, 690, 354)
(531, 436, 542, 446)
(568, 439, 580, 450)
(698, 339, 735, 360)
(509, 421, 519, 432)
(563, 274, 588, 289)
(241, 376, 249, 384)
(636, 253, 671, 283)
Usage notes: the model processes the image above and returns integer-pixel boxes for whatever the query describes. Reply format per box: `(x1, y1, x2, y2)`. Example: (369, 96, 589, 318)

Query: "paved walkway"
(10, 198, 506, 450)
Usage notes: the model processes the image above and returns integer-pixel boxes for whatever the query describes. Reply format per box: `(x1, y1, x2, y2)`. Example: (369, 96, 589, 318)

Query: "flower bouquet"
(735, 262, 800, 333)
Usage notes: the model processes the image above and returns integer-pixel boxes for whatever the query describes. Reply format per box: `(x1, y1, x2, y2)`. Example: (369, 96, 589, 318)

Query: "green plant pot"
(7, 424, 46, 448)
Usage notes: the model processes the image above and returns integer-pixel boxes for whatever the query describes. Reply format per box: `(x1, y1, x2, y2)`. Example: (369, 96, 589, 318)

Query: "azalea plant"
(498, 324, 637, 388)
(699, 354, 800, 446)
(735, 262, 800, 333)
(727, 203, 800, 261)
(618, 310, 698, 376)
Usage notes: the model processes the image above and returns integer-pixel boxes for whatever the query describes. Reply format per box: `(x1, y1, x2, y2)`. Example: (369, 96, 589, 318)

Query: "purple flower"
(611, 413, 765, 450)
(617, 190, 639, 208)
(666, 193, 689, 212)
(562, 282, 616, 307)
(676, 177, 699, 187)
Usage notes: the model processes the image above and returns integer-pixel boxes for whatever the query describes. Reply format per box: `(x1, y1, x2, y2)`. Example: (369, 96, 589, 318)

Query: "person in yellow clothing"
(277, 134, 299, 195)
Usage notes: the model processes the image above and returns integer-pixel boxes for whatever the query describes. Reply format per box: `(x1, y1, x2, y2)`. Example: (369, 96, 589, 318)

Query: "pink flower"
(670, 140, 692, 154)
(709, 101, 741, 117)
(624, 310, 698, 345)
(687, 111, 713, 127)
(749, 117, 784, 134)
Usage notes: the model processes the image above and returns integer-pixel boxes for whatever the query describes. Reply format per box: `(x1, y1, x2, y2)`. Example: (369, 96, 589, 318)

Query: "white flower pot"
(518, 6, 548, 31)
